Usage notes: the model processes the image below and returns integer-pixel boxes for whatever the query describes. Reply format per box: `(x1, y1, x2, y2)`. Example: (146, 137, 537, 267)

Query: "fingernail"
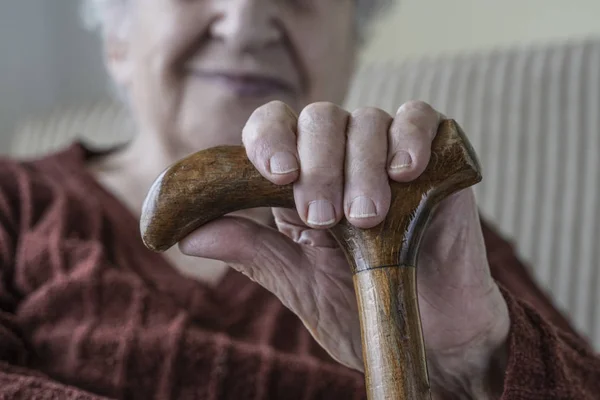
(307, 200, 336, 226)
(390, 151, 412, 170)
(270, 152, 299, 175)
(349, 196, 377, 219)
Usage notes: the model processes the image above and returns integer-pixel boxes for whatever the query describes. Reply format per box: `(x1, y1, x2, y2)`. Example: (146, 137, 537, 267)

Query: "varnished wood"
(140, 148, 295, 253)
(140, 119, 482, 399)
(354, 267, 428, 400)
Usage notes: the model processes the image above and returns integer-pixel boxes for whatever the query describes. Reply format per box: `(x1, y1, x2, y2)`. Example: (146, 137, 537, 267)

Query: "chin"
(177, 91, 300, 153)
(174, 128, 242, 156)
(218, 86, 301, 113)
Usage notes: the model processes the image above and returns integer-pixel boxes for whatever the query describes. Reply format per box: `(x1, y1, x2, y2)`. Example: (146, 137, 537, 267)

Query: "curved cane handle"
(140, 119, 482, 400)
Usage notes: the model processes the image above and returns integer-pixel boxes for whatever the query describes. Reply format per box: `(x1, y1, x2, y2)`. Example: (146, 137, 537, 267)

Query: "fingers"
(344, 107, 393, 228)
(387, 100, 442, 182)
(295, 102, 349, 228)
(242, 101, 300, 185)
(243, 100, 444, 230)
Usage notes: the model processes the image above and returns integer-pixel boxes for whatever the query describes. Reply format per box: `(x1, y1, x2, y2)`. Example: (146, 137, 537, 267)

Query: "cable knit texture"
(0, 143, 598, 399)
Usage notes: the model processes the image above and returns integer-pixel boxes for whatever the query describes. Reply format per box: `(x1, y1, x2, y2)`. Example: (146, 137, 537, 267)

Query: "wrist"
(429, 297, 510, 399)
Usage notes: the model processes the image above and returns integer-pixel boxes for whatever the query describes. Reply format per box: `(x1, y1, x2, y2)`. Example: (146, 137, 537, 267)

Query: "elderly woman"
(1, 0, 599, 399)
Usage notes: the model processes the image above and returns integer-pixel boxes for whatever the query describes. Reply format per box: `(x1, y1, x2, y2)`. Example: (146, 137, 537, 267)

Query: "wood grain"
(354, 267, 429, 400)
(140, 119, 482, 399)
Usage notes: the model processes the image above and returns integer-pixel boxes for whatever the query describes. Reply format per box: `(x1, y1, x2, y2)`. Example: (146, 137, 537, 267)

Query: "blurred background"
(3, 0, 600, 150)
(1, 0, 600, 347)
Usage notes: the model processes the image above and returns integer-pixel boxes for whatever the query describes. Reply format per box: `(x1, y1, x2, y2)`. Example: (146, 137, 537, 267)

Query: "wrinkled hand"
(180, 100, 510, 398)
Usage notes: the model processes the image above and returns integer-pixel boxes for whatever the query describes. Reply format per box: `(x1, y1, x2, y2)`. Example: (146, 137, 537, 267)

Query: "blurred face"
(107, 0, 357, 154)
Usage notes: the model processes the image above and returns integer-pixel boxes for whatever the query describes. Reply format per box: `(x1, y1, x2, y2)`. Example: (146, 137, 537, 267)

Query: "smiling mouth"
(188, 70, 296, 97)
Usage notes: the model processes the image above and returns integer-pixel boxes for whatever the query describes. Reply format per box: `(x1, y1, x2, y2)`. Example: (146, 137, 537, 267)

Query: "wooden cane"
(139, 119, 482, 400)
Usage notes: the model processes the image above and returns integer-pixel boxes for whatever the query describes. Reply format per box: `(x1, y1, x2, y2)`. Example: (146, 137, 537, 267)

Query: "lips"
(188, 70, 295, 97)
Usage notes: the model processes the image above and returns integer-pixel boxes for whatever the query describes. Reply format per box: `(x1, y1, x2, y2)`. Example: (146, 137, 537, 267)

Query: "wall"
(0, 1, 58, 150)
(362, 0, 600, 61)
(52, 0, 108, 106)
(0, 0, 108, 151)
(2, 0, 600, 150)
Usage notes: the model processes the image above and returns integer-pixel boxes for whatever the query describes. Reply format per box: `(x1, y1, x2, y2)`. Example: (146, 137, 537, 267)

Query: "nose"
(210, 0, 281, 51)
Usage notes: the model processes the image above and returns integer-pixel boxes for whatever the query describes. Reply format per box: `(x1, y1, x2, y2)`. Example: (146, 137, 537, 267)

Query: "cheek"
(127, 3, 214, 129)
(128, 41, 182, 133)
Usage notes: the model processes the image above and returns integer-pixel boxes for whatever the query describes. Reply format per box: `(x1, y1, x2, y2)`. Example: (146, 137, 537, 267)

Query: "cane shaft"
(354, 266, 429, 400)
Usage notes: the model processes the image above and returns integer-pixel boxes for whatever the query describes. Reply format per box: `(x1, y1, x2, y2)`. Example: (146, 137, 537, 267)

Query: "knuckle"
(389, 118, 421, 139)
(351, 106, 389, 121)
(300, 102, 346, 124)
(348, 107, 392, 135)
(391, 101, 439, 142)
(397, 100, 435, 116)
(266, 100, 297, 120)
(243, 105, 296, 148)
(248, 102, 271, 122)
(247, 101, 296, 129)
(262, 100, 293, 116)
(348, 107, 392, 141)
(246, 120, 294, 142)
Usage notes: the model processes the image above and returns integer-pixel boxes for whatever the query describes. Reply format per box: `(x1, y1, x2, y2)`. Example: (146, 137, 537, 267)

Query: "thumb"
(178, 216, 307, 291)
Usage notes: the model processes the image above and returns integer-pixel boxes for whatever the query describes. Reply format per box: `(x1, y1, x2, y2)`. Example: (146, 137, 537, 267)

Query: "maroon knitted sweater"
(0, 143, 598, 400)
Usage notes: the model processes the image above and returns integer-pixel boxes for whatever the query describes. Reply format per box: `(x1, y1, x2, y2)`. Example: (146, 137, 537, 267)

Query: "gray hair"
(81, 0, 395, 42)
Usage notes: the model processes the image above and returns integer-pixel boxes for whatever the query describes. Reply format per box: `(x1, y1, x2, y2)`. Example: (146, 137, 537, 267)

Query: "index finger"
(242, 101, 300, 186)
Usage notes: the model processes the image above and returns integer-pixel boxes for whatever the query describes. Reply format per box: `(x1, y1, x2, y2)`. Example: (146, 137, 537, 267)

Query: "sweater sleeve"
(480, 221, 600, 399)
(500, 285, 600, 399)
(0, 162, 110, 400)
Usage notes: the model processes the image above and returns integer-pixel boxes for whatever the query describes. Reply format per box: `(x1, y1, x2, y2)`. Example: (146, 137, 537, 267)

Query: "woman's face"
(108, 0, 357, 153)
